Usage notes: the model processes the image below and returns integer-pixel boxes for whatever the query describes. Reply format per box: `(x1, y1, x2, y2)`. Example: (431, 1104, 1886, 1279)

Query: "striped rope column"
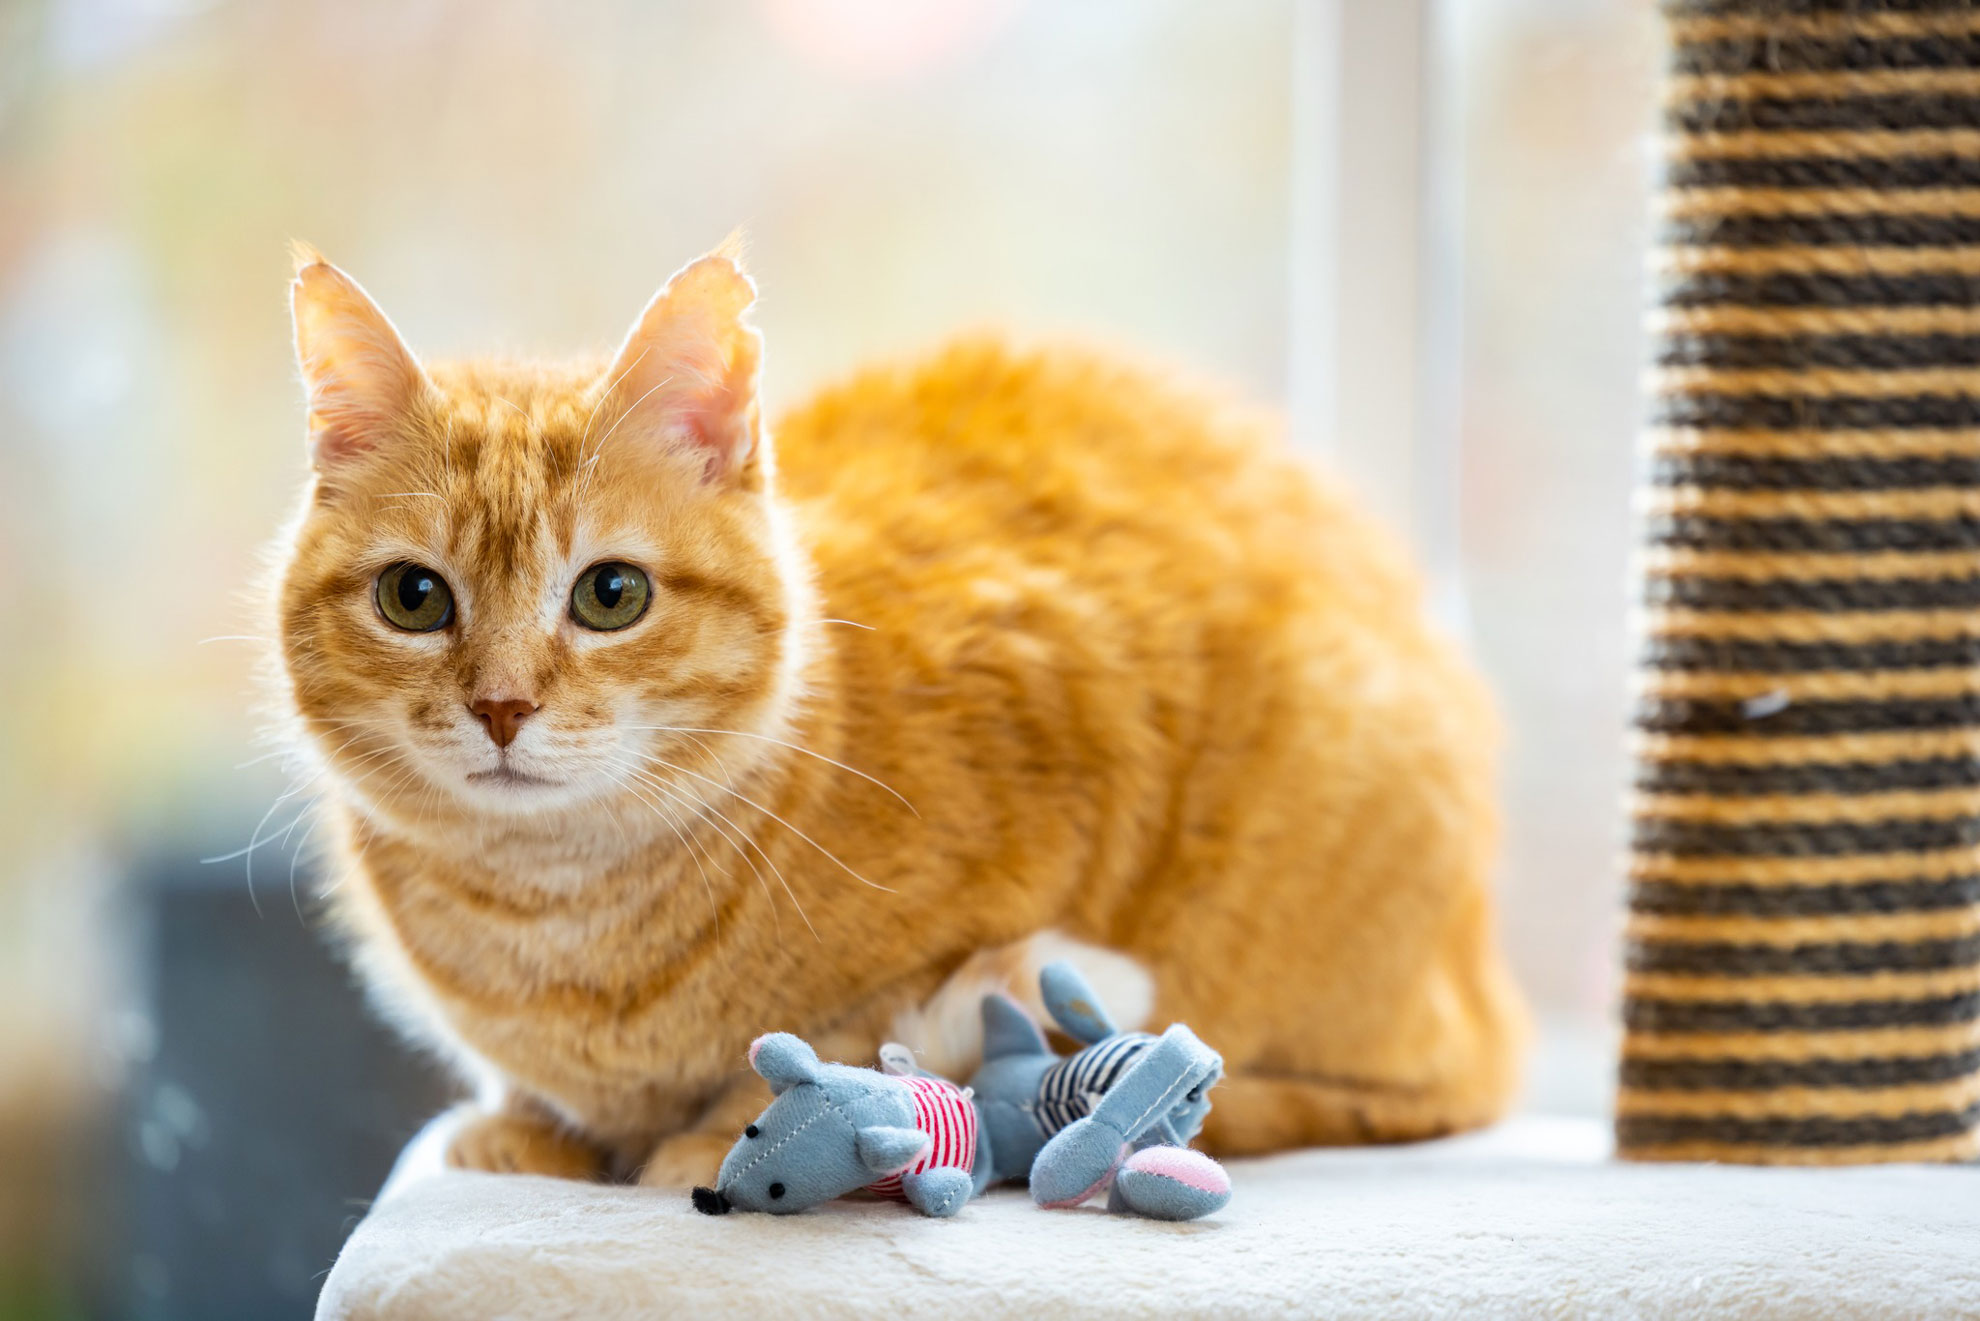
(1622, 0, 1980, 1164)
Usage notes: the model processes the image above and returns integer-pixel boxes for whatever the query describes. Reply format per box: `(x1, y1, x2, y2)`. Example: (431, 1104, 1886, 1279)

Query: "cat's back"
(774, 337, 1422, 623)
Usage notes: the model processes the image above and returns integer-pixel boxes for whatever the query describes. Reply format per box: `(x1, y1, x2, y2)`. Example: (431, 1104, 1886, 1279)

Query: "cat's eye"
(375, 562, 454, 633)
(571, 561, 650, 631)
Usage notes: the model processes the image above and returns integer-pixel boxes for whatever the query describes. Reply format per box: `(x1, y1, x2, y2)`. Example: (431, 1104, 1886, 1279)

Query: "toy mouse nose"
(469, 696, 538, 749)
(691, 1186, 730, 1216)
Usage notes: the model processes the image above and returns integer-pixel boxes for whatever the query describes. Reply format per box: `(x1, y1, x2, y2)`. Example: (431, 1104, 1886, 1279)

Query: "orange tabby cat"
(270, 240, 1525, 1187)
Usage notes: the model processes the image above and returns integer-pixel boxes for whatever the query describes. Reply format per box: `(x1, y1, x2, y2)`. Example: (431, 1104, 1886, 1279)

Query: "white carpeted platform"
(317, 1112, 1980, 1319)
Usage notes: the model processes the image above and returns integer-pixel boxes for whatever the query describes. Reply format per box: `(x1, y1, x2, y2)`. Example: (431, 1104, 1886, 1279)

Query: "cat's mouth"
(466, 765, 563, 789)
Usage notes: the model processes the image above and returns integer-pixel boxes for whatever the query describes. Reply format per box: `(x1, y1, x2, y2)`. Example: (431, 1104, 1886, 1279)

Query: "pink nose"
(469, 697, 538, 749)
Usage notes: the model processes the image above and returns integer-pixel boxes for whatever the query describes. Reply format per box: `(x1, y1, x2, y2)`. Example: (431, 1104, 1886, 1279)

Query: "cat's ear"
(290, 244, 430, 472)
(598, 238, 763, 487)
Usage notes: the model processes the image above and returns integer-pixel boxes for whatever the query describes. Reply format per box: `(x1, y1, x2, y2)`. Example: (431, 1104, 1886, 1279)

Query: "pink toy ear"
(747, 1032, 822, 1094)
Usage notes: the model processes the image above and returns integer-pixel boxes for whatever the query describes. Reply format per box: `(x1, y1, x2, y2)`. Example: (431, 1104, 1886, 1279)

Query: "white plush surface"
(317, 1113, 1980, 1320)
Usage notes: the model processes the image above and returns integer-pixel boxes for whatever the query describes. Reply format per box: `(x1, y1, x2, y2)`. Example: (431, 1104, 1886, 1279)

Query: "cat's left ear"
(289, 244, 431, 474)
(599, 238, 764, 489)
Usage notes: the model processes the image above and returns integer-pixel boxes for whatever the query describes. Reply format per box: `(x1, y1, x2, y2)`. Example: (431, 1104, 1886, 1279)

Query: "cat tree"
(1622, 0, 1980, 1163)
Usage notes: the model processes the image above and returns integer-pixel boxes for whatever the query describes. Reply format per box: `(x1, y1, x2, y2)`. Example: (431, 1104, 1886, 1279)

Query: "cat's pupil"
(594, 569, 623, 609)
(398, 572, 432, 612)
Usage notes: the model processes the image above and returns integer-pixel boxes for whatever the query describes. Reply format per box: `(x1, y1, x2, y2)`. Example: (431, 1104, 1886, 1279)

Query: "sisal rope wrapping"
(1621, 0, 1980, 1163)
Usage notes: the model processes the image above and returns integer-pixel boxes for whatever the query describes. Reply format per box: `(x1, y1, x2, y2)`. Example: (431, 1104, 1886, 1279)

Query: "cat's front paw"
(638, 1131, 732, 1190)
(446, 1109, 603, 1181)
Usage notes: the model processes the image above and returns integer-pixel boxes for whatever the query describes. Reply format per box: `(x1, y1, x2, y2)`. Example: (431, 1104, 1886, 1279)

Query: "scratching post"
(1623, 0, 1980, 1162)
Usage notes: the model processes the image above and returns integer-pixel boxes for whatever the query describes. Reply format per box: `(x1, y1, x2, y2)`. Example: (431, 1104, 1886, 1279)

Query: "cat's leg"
(635, 1073, 772, 1189)
(1198, 1068, 1503, 1152)
(1114, 621, 1527, 1156)
(636, 1016, 903, 1189)
(446, 1094, 605, 1180)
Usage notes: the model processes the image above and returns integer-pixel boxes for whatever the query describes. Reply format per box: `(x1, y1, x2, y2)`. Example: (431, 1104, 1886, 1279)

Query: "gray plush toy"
(690, 961, 1231, 1221)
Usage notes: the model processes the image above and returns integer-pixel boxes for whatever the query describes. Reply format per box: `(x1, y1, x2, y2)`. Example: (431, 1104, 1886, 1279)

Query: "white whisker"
(607, 760, 723, 937)
(638, 753, 893, 894)
(618, 758, 813, 940)
(626, 725, 915, 816)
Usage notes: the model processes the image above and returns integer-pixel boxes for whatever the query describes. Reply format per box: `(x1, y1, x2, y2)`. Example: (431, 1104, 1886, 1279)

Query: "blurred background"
(0, 0, 1657, 1315)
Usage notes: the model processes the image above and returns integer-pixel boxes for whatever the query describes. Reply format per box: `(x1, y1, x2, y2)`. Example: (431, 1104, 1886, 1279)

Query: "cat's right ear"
(289, 244, 430, 473)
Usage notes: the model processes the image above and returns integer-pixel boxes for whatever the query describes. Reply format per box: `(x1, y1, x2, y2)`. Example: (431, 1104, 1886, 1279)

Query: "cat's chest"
(365, 866, 746, 1119)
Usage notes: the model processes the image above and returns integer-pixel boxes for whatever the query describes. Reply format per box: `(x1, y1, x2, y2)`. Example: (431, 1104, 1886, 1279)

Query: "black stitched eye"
(1187, 1086, 1203, 1103)
(768, 1182, 785, 1200)
(745, 1124, 760, 1139)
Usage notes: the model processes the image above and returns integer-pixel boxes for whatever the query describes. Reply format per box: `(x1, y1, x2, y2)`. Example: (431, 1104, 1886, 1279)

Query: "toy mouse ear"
(855, 1125, 931, 1176)
(1039, 961, 1118, 1045)
(748, 1033, 821, 1094)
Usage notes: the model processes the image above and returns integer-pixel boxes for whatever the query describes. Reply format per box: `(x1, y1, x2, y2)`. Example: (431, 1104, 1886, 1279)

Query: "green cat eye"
(571, 561, 651, 631)
(375, 562, 455, 632)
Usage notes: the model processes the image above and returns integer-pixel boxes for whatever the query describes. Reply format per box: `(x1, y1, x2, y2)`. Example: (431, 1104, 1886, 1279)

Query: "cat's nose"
(469, 697, 539, 749)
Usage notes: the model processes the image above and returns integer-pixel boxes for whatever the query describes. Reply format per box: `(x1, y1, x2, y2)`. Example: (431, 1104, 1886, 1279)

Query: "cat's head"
(272, 241, 809, 830)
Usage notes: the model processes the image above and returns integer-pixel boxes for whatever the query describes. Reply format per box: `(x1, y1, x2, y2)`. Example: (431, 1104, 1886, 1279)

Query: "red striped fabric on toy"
(864, 1075, 979, 1200)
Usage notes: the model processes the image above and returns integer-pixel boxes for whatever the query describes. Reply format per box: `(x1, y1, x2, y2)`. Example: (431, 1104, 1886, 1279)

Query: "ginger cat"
(270, 241, 1524, 1187)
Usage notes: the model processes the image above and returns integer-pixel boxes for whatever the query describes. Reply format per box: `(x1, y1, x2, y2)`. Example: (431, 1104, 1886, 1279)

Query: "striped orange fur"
(268, 243, 1525, 1185)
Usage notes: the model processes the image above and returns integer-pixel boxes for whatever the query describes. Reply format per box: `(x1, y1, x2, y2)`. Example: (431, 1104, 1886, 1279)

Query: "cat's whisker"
(606, 760, 722, 937)
(582, 348, 647, 452)
(582, 373, 675, 488)
(286, 808, 325, 924)
(625, 725, 915, 816)
(199, 635, 270, 646)
(665, 731, 737, 791)
(619, 760, 811, 941)
(208, 774, 320, 918)
(636, 752, 893, 894)
(812, 619, 876, 631)
(577, 349, 651, 500)
(617, 760, 803, 946)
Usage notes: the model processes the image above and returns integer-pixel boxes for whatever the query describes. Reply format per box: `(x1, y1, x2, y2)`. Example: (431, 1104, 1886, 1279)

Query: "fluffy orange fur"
(270, 243, 1526, 1186)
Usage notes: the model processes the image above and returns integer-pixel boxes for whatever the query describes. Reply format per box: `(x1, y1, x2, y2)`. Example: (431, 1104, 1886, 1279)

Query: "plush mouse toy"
(690, 962, 1231, 1221)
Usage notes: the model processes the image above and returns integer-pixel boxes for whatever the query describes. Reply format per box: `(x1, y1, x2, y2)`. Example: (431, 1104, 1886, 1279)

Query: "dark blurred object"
(95, 860, 448, 1320)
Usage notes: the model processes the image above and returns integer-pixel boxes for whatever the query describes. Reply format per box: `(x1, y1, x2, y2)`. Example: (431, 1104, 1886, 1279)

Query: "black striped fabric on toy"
(1622, 0, 1980, 1164)
(1035, 1032, 1155, 1136)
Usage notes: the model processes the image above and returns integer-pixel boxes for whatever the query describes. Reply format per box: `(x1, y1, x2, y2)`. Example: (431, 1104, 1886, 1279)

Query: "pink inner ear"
(310, 420, 373, 467)
(747, 1035, 771, 1066)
